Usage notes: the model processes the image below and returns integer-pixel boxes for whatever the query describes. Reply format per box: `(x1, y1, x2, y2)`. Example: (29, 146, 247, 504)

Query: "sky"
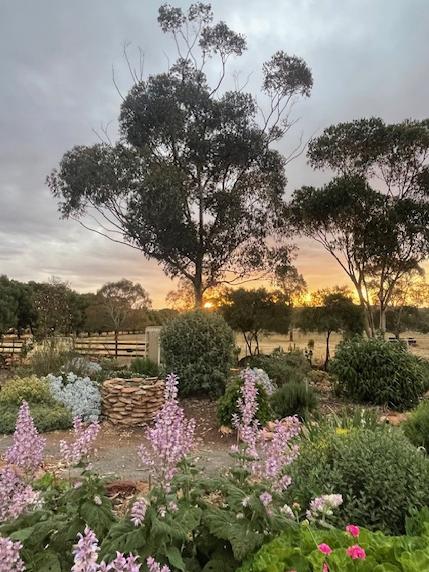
(1, 0, 428, 307)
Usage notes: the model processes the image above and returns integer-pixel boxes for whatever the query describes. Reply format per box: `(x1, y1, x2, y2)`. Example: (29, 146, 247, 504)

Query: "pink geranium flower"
(346, 545, 366, 560)
(318, 543, 332, 555)
(345, 524, 360, 537)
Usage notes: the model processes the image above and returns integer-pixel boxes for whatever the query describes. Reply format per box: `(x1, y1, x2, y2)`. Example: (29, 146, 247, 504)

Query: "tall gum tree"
(47, 3, 313, 307)
(289, 118, 429, 335)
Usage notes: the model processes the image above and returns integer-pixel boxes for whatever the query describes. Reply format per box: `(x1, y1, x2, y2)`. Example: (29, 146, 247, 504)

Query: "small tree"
(273, 264, 307, 344)
(98, 279, 151, 357)
(221, 288, 291, 355)
(297, 287, 364, 369)
(30, 277, 74, 339)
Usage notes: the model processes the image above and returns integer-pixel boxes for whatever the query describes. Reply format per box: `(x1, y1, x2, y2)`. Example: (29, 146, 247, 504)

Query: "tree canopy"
(47, 2, 312, 307)
(221, 287, 291, 356)
(289, 118, 429, 335)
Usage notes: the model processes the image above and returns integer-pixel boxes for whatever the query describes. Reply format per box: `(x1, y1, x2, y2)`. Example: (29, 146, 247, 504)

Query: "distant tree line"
(0, 275, 177, 339)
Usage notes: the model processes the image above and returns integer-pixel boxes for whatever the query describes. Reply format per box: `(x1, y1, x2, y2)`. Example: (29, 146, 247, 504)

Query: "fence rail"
(0, 337, 147, 360)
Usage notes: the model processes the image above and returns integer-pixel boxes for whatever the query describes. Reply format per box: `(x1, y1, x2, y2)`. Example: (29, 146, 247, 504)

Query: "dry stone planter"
(102, 377, 165, 427)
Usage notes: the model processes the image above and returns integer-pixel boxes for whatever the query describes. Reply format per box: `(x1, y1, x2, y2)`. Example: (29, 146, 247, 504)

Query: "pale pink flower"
(60, 418, 99, 466)
(0, 467, 41, 523)
(346, 545, 366, 560)
(138, 374, 195, 491)
(5, 401, 45, 475)
(232, 369, 260, 457)
(130, 499, 147, 527)
(0, 536, 25, 572)
(146, 557, 170, 572)
(259, 491, 272, 507)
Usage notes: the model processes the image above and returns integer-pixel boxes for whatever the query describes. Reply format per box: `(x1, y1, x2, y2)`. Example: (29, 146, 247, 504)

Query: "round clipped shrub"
(403, 400, 429, 451)
(161, 310, 234, 397)
(270, 381, 318, 420)
(287, 427, 429, 535)
(0, 376, 54, 405)
(330, 337, 426, 410)
(217, 376, 274, 428)
(243, 350, 310, 385)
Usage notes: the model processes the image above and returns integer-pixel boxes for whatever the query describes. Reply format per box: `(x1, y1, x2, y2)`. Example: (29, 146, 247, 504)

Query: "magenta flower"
(138, 373, 195, 491)
(130, 499, 147, 527)
(345, 524, 360, 538)
(318, 543, 332, 555)
(0, 536, 25, 572)
(346, 545, 366, 560)
(146, 557, 170, 572)
(5, 401, 45, 475)
(60, 417, 100, 466)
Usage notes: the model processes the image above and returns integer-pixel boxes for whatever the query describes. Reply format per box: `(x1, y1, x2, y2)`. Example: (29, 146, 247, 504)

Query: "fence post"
(145, 326, 162, 366)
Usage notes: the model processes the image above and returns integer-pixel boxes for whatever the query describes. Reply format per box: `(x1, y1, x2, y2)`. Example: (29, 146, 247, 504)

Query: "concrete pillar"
(145, 326, 162, 365)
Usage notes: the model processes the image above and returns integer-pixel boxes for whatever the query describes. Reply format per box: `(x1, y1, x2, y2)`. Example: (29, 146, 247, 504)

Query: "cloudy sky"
(1, 0, 428, 306)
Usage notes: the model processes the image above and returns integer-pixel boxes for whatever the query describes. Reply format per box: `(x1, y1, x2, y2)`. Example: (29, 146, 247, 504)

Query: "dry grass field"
(89, 330, 429, 364)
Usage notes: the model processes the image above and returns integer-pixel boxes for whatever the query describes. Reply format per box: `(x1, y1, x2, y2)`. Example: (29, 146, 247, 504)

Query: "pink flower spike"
(345, 524, 360, 537)
(322, 564, 329, 572)
(318, 543, 332, 555)
(346, 545, 366, 560)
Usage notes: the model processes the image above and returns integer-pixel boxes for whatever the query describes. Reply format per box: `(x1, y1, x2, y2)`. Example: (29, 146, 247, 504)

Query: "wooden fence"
(0, 337, 147, 361)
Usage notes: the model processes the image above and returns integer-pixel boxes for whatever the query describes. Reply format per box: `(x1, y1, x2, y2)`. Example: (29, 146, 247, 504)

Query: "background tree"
(97, 279, 151, 357)
(47, 2, 312, 307)
(221, 287, 291, 355)
(273, 263, 307, 344)
(0, 276, 19, 336)
(385, 271, 429, 338)
(30, 278, 74, 339)
(297, 287, 364, 369)
(293, 117, 429, 336)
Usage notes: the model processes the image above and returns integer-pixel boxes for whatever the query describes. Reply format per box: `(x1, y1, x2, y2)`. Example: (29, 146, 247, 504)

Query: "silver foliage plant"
(248, 368, 277, 396)
(46, 372, 101, 422)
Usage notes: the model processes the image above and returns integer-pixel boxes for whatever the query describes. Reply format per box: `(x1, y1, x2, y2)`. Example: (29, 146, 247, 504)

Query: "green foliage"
(130, 356, 159, 377)
(161, 310, 234, 397)
(27, 338, 76, 377)
(0, 472, 115, 571)
(288, 427, 429, 535)
(270, 382, 318, 420)
(217, 377, 274, 427)
(244, 349, 310, 385)
(221, 288, 292, 356)
(238, 517, 429, 572)
(403, 400, 429, 451)
(0, 402, 72, 433)
(0, 376, 54, 405)
(330, 336, 426, 410)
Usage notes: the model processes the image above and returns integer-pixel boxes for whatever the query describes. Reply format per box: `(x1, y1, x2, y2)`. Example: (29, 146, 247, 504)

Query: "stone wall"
(102, 377, 165, 426)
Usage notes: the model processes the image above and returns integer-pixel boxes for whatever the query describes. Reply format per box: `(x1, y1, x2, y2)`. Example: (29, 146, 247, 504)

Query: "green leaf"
(165, 546, 186, 571)
(31, 552, 61, 572)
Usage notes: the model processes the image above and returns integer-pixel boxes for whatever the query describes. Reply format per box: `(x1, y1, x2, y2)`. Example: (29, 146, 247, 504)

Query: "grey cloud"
(0, 0, 428, 305)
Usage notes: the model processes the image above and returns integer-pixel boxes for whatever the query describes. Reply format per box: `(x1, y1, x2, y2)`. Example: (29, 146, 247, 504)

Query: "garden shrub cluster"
(0, 376, 72, 433)
(130, 356, 160, 377)
(238, 518, 429, 572)
(287, 426, 429, 535)
(161, 310, 234, 397)
(244, 348, 310, 385)
(330, 336, 426, 410)
(46, 372, 102, 422)
(403, 399, 429, 451)
(270, 381, 318, 421)
(217, 369, 275, 427)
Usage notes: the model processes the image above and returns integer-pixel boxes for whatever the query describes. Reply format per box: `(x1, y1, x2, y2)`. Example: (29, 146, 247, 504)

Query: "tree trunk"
(114, 329, 118, 359)
(324, 330, 331, 371)
(379, 303, 387, 338)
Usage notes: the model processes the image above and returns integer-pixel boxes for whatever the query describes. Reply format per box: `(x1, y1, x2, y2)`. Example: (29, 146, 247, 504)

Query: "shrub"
(161, 310, 234, 397)
(217, 375, 274, 428)
(330, 337, 426, 410)
(287, 427, 429, 535)
(130, 357, 159, 377)
(46, 372, 101, 422)
(270, 381, 318, 420)
(0, 402, 72, 433)
(0, 376, 54, 406)
(244, 349, 310, 385)
(27, 338, 76, 377)
(238, 519, 429, 572)
(403, 400, 429, 451)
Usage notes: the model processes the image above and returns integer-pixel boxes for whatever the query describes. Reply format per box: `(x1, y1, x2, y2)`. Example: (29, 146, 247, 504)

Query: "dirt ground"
(0, 398, 235, 480)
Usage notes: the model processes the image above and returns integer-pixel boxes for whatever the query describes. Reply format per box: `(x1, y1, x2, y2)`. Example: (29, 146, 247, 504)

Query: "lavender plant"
(0, 537, 25, 572)
(47, 373, 101, 422)
(60, 417, 100, 467)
